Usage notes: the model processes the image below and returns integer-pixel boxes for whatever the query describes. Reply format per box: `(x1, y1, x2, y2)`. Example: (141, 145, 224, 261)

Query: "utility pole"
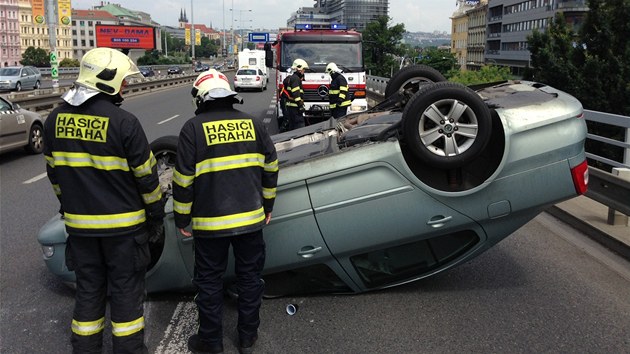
(46, 0, 59, 90)
(222, 0, 226, 57)
(191, 0, 195, 60)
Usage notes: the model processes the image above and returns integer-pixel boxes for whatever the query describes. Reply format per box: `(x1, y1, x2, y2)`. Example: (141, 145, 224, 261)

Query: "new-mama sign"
(95, 25, 156, 50)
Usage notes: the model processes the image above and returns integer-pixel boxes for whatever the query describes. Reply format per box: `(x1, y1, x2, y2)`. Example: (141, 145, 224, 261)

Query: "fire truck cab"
(265, 24, 368, 126)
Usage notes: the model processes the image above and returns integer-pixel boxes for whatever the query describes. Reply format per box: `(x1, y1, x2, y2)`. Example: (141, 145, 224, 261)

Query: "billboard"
(95, 25, 156, 50)
(32, 0, 45, 25)
(58, 0, 72, 26)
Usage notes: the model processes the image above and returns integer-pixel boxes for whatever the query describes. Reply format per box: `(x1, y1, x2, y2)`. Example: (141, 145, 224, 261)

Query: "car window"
(257, 69, 264, 75)
(24, 67, 35, 75)
(238, 69, 256, 75)
(0, 68, 19, 76)
(0, 98, 11, 111)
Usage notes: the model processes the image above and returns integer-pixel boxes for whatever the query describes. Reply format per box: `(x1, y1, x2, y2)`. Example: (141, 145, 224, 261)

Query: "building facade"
(17, 0, 73, 62)
(1, 0, 21, 66)
(485, 0, 588, 75)
(466, 1, 488, 70)
(71, 9, 117, 59)
(288, 0, 389, 31)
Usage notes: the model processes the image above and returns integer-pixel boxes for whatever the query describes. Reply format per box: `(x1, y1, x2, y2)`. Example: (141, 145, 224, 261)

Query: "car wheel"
(150, 136, 178, 198)
(34, 80, 41, 89)
(384, 65, 447, 100)
(15, 82, 22, 92)
(401, 82, 492, 169)
(25, 123, 44, 154)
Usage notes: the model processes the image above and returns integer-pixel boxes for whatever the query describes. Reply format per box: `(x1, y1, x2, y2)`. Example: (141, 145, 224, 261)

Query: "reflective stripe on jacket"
(43, 94, 164, 236)
(173, 105, 279, 237)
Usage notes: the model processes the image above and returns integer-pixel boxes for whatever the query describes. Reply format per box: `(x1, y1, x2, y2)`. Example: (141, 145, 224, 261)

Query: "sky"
(70, 0, 456, 33)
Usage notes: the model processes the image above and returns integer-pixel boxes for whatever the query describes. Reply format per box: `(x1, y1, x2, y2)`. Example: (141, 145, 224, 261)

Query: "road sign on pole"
(248, 32, 269, 42)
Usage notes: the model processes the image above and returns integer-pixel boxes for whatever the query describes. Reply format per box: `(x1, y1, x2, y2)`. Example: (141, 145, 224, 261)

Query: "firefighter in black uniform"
(43, 47, 165, 354)
(284, 58, 309, 130)
(173, 70, 278, 354)
(326, 62, 351, 118)
(277, 67, 292, 132)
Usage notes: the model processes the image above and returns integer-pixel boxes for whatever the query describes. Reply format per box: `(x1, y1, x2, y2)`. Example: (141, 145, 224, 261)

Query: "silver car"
(0, 96, 46, 154)
(0, 66, 42, 91)
(37, 65, 588, 296)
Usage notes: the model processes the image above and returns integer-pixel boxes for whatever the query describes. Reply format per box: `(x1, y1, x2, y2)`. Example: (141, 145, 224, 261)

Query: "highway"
(1, 80, 629, 353)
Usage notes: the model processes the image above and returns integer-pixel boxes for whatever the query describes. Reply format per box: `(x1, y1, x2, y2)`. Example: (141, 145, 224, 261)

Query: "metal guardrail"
(365, 75, 630, 220)
(4, 73, 197, 113)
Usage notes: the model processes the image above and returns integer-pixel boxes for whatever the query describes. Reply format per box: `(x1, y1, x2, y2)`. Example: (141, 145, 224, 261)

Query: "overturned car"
(38, 65, 588, 296)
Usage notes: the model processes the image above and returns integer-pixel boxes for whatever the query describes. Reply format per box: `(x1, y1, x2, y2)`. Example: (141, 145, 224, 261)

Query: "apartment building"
(485, 0, 588, 75)
(17, 0, 73, 61)
(71, 9, 117, 59)
(1, 0, 21, 66)
(288, 0, 389, 31)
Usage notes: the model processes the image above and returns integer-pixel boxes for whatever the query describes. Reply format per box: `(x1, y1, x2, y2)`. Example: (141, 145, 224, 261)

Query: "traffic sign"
(248, 32, 269, 42)
(50, 52, 57, 64)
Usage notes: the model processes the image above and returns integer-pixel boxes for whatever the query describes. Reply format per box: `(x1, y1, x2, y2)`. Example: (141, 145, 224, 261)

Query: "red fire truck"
(265, 24, 368, 127)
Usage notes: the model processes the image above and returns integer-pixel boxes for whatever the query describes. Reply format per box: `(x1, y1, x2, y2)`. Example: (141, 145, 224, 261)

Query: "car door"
(0, 97, 27, 152)
(307, 160, 487, 291)
(20, 68, 32, 87)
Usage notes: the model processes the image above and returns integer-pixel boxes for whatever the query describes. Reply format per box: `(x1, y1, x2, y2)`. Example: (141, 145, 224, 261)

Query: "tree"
(59, 58, 80, 67)
(416, 47, 457, 76)
(362, 16, 406, 77)
(20, 47, 49, 67)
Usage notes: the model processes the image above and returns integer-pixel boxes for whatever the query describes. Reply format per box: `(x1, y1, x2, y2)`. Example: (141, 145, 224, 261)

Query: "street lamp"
(234, 18, 253, 51)
(229, 8, 251, 53)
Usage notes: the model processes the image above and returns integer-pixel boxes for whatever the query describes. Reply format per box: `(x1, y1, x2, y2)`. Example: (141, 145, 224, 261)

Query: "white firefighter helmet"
(75, 47, 140, 96)
(291, 58, 309, 70)
(326, 62, 342, 74)
(191, 69, 239, 107)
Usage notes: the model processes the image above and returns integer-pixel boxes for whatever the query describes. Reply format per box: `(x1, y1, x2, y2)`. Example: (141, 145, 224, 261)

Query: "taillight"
(256, 76, 261, 81)
(234, 76, 237, 82)
(353, 90, 366, 98)
(571, 160, 589, 195)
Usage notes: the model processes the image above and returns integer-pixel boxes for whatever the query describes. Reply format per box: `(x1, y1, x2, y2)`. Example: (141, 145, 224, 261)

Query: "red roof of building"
(71, 9, 117, 20)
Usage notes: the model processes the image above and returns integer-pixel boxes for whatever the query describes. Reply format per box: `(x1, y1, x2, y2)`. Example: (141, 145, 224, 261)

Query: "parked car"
(167, 66, 183, 75)
(37, 65, 588, 296)
(226, 60, 235, 69)
(0, 96, 46, 154)
(0, 66, 42, 91)
(234, 66, 268, 92)
(139, 66, 155, 77)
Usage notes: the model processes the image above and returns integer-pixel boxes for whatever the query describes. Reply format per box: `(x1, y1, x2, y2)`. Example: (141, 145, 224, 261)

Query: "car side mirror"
(12, 103, 21, 110)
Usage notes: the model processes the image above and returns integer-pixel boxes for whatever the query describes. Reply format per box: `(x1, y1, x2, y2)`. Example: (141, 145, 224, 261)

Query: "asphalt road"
(1, 82, 629, 353)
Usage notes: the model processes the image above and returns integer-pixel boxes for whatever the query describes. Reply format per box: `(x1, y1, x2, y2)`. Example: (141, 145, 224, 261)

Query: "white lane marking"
(154, 301, 197, 353)
(158, 115, 180, 125)
(263, 118, 271, 123)
(23, 172, 48, 184)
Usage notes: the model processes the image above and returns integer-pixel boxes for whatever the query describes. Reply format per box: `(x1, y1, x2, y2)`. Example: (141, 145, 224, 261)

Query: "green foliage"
(20, 47, 50, 67)
(448, 65, 512, 85)
(362, 16, 406, 77)
(59, 58, 80, 67)
(526, 1, 630, 116)
(415, 47, 457, 76)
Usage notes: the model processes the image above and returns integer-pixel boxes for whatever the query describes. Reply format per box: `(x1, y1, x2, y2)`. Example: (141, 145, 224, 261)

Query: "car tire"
(34, 80, 41, 90)
(401, 82, 492, 169)
(15, 82, 22, 92)
(25, 123, 44, 154)
(384, 65, 447, 99)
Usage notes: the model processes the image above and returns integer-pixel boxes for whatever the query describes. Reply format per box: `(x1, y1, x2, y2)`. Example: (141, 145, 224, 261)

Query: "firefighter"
(43, 47, 165, 353)
(326, 62, 351, 118)
(284, 58, 309, 130)
(278, 67, 292, 132)
(173, 70, 279, 354)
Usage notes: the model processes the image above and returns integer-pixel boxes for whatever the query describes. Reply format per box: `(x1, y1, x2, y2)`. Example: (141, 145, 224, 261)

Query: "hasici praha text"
(55, 114, 109, 143)
(203, 119, 256, 146)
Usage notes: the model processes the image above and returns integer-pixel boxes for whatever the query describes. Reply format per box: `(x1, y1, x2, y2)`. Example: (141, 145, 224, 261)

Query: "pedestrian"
(173, 69, 279, 354)
(277, 67, 292, 132)
(325, 62, 351, 118)
(284, 58, 309, 130)
(43, 47, 165, 354)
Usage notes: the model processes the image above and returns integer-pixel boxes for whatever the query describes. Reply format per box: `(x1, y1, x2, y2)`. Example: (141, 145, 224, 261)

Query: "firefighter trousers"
(193, 230, 266, 345)
(285, 106, 305, 131)
(65, 231, 150, 354)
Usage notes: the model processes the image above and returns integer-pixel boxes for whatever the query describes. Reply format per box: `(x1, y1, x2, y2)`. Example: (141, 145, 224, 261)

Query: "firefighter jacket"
(172, 102, 279, 237)
(285, 72, 304, 108)
(43, 94, 164, 237)
(329, 72, 351, 109)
